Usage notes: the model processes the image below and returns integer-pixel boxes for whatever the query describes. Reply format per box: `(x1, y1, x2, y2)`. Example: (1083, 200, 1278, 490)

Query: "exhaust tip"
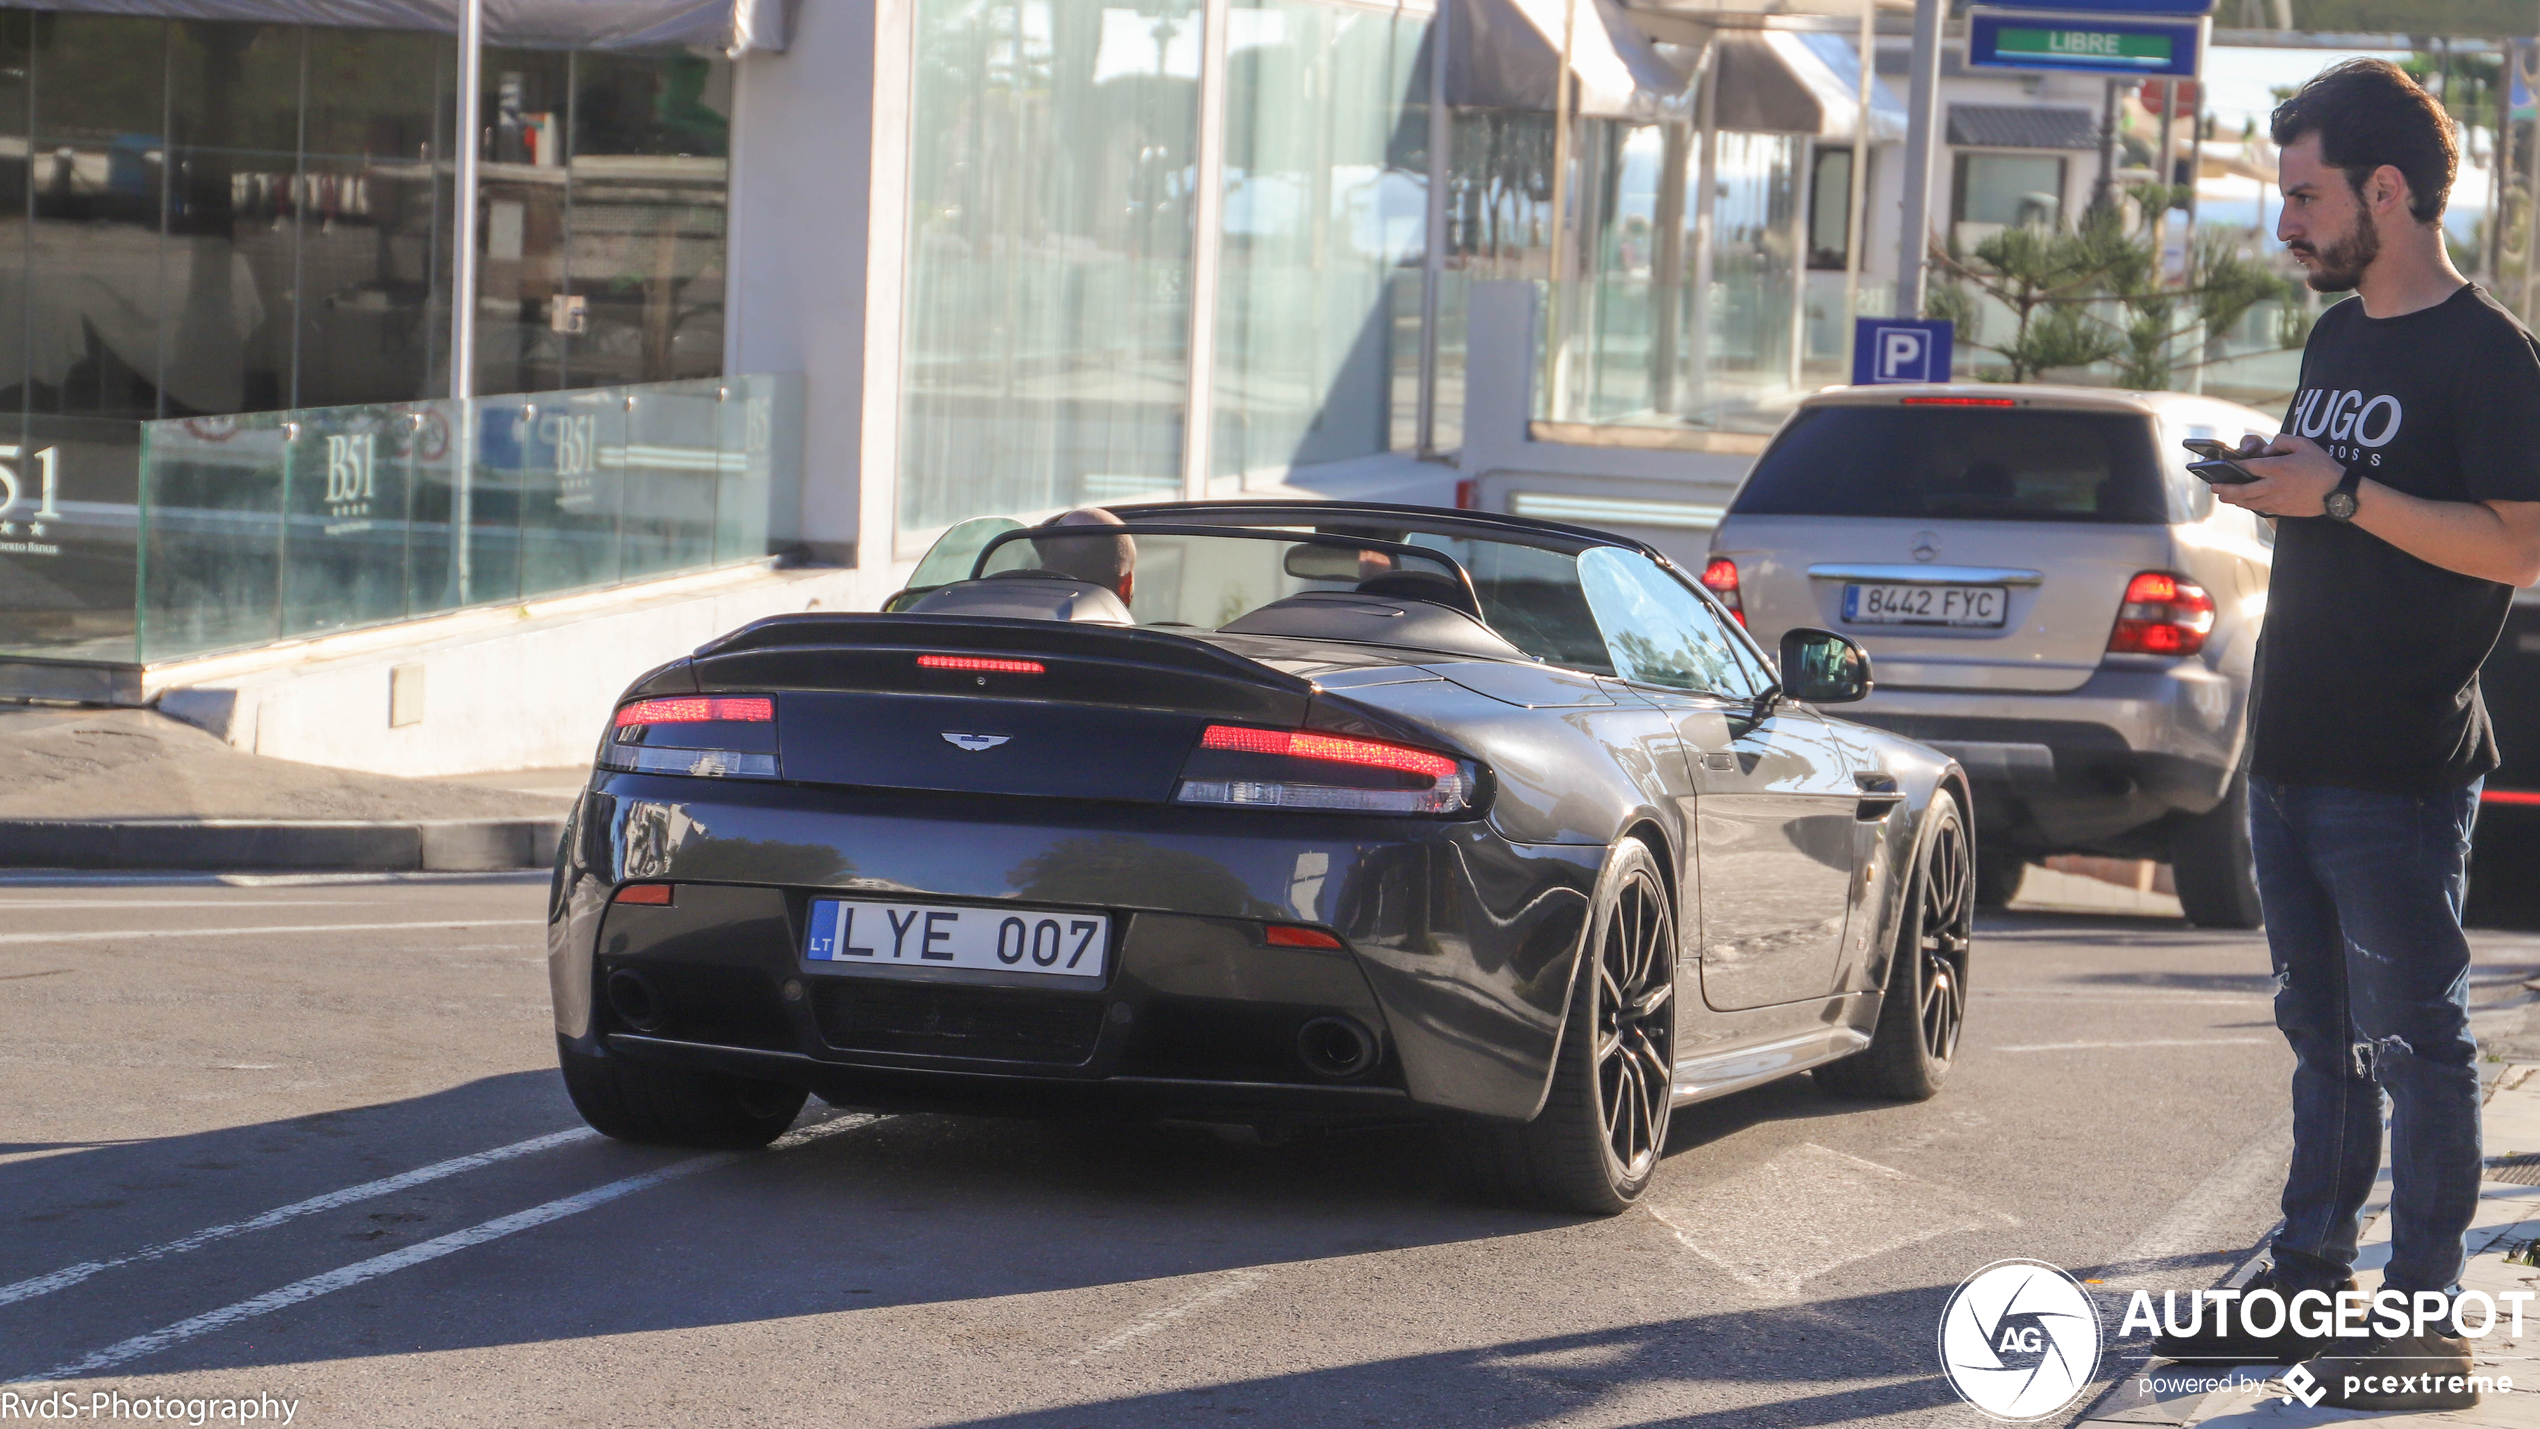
(1297, 1016, 1377, 1080)
(606, 967, 667, 1032)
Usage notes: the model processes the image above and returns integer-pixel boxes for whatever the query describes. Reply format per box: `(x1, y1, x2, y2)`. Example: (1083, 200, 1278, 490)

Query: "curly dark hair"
(2269, 58, 2457, 222)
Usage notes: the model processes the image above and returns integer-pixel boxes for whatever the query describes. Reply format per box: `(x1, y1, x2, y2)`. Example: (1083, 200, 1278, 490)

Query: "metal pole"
(1842, 0, 1872, 371)
(2093, 78, 2120, 212)
(1418, 0, 1450, 457)
(2525, 38, 2540, 322)
(1543, 0, 1577, 420)
(2153, 90, 2175, 276)
(2488, 46, 2508, 284)
(1895, 0, 1944, 319)
(1180, 0, 1231, 497)
(449, 0, 482, 603)
(1687, 40, 1719, 413)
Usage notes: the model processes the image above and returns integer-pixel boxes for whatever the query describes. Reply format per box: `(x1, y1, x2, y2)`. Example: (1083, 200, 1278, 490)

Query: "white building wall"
(724, 0, 915, 611)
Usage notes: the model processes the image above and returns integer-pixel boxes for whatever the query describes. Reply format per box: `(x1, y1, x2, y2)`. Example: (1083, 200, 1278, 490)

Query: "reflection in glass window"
(898, 0, 1202, 544)
(1576, 546, 1754, 696)
(1211, 0, 1426, 480)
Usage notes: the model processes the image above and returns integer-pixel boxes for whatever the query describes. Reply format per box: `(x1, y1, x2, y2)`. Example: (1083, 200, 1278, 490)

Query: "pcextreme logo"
(1937, 1259, 2102, 1421)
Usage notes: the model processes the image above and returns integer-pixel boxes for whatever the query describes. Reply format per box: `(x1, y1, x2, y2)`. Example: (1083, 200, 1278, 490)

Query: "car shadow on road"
(0, 1067, 1918, 1388)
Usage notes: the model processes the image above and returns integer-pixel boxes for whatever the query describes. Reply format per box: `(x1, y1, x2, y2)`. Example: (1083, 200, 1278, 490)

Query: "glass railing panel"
(4, 413, 140, 663)
(715, 374, 790, 564)
(405, 401, 466, 621)
(619, 379, 724, 582)
(279, 404, 422, 641)
(512, 386, 629, 599)
(136, 411, 286, 664)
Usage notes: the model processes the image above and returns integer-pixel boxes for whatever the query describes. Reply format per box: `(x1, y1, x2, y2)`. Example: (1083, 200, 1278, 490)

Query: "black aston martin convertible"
(546, 501, 1974, 1213)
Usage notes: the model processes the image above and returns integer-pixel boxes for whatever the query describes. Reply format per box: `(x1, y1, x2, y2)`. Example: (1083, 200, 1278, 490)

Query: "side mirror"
(1777, 627, 1872, 704)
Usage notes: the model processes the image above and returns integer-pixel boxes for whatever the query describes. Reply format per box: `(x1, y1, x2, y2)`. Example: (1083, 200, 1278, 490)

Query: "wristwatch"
(2324, 466, 2364, 522)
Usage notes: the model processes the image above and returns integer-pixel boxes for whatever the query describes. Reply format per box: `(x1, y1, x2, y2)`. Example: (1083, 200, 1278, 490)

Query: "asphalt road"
(3, 875, 2536, 1429)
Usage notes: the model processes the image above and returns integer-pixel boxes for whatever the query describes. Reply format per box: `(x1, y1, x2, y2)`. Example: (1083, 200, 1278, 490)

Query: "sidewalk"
(2081, 1064, 2540, 1428)
(0, 704, 577, 872)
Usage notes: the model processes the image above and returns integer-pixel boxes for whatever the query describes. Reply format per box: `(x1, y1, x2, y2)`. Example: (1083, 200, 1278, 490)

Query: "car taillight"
(1174, 725, 1479, 815)
(2107, 572, 2215, 656)
(613, 883, 675, 905)
(917, 654, 1044, 674)
(1701, 558, 1744, 625)
(600, 692, 781, 779)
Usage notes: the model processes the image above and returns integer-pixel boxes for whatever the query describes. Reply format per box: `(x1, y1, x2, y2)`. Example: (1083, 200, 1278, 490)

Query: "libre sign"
(1967, 10, 2204, 77)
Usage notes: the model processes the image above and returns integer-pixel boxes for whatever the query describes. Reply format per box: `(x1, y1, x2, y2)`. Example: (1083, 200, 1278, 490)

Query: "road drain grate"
(2487, 1153, 2540, 1188)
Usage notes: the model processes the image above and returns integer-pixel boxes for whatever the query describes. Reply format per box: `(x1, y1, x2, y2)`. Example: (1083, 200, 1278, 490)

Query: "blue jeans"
(2253, 775, 2483, 1300)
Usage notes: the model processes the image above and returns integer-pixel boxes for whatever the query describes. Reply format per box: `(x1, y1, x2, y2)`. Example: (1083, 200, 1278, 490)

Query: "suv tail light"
(1175, 725, 1480, 815)
(2107, 572, 2215, 656)
(1701, 558, 1744, 625)
(600, 693, 781, 778)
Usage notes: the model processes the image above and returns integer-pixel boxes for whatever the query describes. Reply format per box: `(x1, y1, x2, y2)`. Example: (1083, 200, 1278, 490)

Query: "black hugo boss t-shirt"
(2251, 284, 2540, 794)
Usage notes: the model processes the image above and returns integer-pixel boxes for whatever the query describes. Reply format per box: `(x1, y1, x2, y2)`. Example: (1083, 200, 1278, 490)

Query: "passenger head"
(1031, 507, 1136, 601)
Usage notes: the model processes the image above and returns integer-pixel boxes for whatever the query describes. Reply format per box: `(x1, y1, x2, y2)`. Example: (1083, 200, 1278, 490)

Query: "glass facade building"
(0, 8, 733, 664)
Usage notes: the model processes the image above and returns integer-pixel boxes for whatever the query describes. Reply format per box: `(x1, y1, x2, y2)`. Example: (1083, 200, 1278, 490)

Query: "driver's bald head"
(1031, 507, 1136, 598)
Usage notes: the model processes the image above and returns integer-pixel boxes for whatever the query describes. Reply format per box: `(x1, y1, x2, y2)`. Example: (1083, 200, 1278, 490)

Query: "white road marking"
(0, 918, 546, 946)
(1994, 1038, 2276, 1054)
(2094, 1119, 2295, 1292)
(1071, 1268, 1274, 1363)
(0, 1127, 601, 1308)
(22, 1114, 886, 1380)
(0, 900, 376, 910)
(1648, 1143, 2016, 1299)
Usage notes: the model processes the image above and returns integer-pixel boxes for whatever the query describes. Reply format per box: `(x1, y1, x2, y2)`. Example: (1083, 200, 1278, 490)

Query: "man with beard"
(2149, 60, 2540, 1408)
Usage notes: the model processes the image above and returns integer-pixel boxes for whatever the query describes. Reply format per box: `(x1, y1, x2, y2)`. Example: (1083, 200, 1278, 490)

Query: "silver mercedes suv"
(1704, 383, 2279, 927)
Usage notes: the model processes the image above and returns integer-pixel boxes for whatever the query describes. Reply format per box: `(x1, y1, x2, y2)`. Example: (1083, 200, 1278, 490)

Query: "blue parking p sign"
(1852, 319, 1954, 385)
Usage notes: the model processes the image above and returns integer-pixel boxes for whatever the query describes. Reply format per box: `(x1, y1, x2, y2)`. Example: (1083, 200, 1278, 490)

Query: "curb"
(0, 818, 566, 873)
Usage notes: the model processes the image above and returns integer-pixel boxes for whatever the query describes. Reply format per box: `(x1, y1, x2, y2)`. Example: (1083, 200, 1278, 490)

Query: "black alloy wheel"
(1594, 863, 1676, 1181)
(1914, 808, 1972, 1066)
(1817, 789, 1970, 1101)
(1448, 840, 1677, 1214)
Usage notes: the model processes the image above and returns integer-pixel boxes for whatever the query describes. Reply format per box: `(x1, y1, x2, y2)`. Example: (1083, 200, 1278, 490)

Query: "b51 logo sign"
(0, 443, 63, 555)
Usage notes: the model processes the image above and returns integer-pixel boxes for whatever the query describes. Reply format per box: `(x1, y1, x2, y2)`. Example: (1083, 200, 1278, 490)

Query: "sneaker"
(2150, 1267, 2359, 1364)
(2294, 1329, 2479, 1409)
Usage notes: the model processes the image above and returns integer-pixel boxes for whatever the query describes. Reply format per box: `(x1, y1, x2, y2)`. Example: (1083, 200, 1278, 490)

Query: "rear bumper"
(1842, 663, 2245, 853)
(548, 771, 1604, 1122)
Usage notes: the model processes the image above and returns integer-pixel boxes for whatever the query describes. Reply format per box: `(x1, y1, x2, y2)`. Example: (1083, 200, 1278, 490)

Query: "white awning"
(1713, 30, 1904, 139)
(1449, 0, 1694, 122)
(12, 0, 787, 53)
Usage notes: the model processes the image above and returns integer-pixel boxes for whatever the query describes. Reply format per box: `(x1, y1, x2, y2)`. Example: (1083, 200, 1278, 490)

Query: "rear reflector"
(918, 654, 1046, 674)
(1265, 924, 1345, 949)
(2482, 789, 2540, 806)
(1900, 396, 2015, 407)
(614, 696, 773, 727)
(599, 746, 779, 779)
(613, 883, 674, 905)
(1178, 725, 1476, 815)
(2107, 570, 2216, 657)
(1198, 725, 1459, 780)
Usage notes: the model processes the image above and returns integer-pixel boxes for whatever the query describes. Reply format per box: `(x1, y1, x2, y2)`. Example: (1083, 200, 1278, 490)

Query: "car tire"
(1973, 847, 2023, 908)
(2171, 770, 2263, 930)
(557, 1036, 807, 1149)
(1816, 790, 1970, 1102)
(1447, 840, 1677, 1216)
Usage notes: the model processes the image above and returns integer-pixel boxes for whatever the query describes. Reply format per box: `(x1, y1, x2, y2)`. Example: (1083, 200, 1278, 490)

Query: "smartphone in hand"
(2180, 437, 2262, 486)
